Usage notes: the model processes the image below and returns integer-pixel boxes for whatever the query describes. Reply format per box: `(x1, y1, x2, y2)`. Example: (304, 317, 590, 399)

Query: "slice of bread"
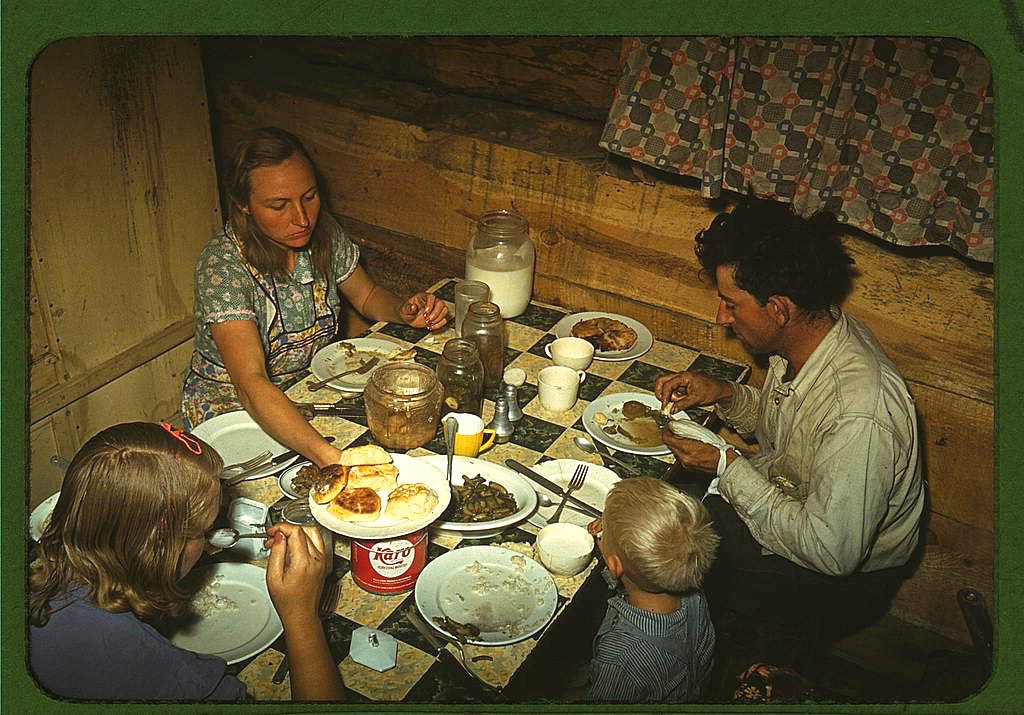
(326, 487, 381, 522)
(311, 464, 348, 504)
(384, 483, 439, 520)
(346, 463, 400, 492)
(338, 444, 392, 467)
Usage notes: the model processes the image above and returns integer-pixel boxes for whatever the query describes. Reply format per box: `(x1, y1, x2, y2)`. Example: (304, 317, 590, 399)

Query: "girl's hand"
(398, 292, 449, 330)
(265, 523, 329, 628)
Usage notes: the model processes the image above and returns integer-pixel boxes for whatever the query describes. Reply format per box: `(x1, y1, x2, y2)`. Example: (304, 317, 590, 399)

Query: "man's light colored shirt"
(716, 311, 924, 576)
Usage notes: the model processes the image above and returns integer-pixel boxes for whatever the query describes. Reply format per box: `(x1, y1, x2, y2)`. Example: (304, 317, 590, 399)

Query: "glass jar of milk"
(465, 209, 535, 318)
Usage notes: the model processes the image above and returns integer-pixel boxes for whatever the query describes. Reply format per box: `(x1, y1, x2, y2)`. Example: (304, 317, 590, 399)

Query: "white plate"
(418, 455, 538, 539)
(170, 562, 283, 665)
(415, 545, 557, 646)
(278, 461, 314, 500)
(526, 460, 620, 529)
(191, 411, 300, 481)
(309, 337, 406, 392)
(583, 391, 694, 456)
(309, 453, 451, 539)
(30, 491, 61, 541)
(552, 311, 653, 362)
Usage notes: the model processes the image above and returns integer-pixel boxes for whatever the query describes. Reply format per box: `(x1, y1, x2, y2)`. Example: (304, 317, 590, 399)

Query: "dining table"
(213, 277, 750, 704)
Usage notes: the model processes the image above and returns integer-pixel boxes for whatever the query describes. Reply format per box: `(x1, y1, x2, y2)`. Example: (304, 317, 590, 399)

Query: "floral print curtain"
(600, 37, 995, 262)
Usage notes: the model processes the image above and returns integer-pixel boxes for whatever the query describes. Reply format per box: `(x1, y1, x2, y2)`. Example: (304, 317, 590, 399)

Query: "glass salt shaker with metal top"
(461, 300, 506, 390)
(502, 367, 526, 422)
(487, 396, 515, 444)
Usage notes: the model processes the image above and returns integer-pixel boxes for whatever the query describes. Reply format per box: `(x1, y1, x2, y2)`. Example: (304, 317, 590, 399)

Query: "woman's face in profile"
(244, 152, 321, 250)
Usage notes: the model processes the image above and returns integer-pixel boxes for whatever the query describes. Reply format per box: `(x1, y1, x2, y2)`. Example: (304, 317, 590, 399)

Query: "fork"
(308, 356, 381, 391)
(218, 450, 272, 481)
(549, 464, 588, 524)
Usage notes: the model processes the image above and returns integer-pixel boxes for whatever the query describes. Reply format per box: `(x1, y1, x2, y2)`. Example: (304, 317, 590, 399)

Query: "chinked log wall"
(201, 36, 994, 644)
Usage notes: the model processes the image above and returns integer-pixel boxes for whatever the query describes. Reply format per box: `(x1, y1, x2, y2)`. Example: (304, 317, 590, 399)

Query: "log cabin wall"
(28, 37, 221, 506)
(201, 36, 994, 645)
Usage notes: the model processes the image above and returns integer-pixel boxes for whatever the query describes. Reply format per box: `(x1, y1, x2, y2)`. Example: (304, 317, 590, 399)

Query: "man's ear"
(605, 553, 624, 581)
(766, 295, 793, 326)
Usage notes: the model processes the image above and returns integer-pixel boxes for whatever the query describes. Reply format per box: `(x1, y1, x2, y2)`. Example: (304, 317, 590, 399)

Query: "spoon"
(207, 527, 270, 549)
(443, 416, 459, 504)
(573, 435, 638, 474)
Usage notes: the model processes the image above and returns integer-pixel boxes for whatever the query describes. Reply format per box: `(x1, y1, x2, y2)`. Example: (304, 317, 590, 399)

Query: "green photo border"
(3, 0, 1020, 712)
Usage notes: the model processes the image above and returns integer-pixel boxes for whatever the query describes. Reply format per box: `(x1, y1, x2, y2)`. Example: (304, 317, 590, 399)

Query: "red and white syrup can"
(350, 528, 428, 594)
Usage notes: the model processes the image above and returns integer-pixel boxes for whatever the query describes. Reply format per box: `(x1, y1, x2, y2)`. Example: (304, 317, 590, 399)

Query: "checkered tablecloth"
(224, 279, 749, 704)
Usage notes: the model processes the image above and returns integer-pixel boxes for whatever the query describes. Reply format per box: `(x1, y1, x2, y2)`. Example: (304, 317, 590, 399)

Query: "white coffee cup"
(544, 336, 595, 371)
(535, 522, 595, 576)
(537, 365, 587, 412)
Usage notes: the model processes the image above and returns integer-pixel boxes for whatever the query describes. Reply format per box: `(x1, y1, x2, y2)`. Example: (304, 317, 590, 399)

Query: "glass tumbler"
(453, 279, 490, 335)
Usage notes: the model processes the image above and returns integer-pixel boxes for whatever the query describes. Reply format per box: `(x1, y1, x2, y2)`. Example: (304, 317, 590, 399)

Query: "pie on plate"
(571, 317, 638, 352)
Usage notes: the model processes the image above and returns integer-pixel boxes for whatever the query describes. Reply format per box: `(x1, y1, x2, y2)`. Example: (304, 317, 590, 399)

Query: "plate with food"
(278, 461, 315, 499)
(309, 337, 409, 393)
(169, 562, 283, 665)
(414, 545, 557, 646)
(583, 391, 691, 456)
(417, 455, 538, 539)
(552, 311, 653, 362)
(190, 410, 300, 481)
(307, 445, 451, 539)
(30, 491, 61, 541)
(526, 460, 620, 529)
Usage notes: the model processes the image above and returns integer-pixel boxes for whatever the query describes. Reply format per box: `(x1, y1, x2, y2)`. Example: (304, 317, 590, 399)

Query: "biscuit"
(384, 483, 439, 520)
(311, 464, 348, 504)
(327, 487, 381, 522)
(338, 444, 392, 467)
(346, 463, 400, 492)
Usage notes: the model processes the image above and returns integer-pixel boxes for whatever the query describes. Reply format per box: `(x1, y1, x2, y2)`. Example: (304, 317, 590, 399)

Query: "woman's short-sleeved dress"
(181, 215, 359, 428)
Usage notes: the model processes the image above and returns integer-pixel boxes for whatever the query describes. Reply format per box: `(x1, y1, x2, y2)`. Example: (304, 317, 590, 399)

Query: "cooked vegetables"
(442, 474, 518, 522)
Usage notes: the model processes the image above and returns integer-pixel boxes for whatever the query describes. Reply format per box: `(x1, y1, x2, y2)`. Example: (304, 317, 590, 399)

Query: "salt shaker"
(502, 367, 526, 422)
(487, 396, 515, 443)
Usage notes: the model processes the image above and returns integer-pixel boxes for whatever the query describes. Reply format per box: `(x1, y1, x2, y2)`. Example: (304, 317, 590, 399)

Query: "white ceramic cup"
(537, 365, 587, 412)
(544, 336, 595, 371)
(534, 522, 595, 576)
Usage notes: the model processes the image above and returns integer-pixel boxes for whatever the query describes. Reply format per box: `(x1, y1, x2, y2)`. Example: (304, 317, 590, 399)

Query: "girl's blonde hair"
(29, 422, 223, 627)
(601, 477, 720, 593)
(224, 126, 334, 280)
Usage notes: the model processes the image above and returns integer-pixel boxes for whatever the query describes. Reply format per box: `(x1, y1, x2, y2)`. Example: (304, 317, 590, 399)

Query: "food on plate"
(442, 475, 518, 523)
(346, 463, 400, 492)
(386, 347, 417, 362)
(384, 483, 439, 520)
(339, 444, 393, 467)
(311, 463, 349, 504)
(592, 412, 609, 425)
(327, 486, 382, 522)
(602, 401, 663, 448)
(571, 317, 638, 352)
(621, 400, 649, 419)
(432, 615, 481, 643)
(291, 464, 323, 497)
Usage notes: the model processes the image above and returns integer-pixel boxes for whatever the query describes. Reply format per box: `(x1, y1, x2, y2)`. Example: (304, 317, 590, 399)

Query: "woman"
(181, 127, 447, 466)
(29, 422, 345, 701)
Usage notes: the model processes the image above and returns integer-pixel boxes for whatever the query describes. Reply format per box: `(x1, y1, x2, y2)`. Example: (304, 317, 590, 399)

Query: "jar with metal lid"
(464, 209, 535, 318)
(436, 338, 485, 417)
(461, 300, 506, 389)
(363, 362, 443, 449)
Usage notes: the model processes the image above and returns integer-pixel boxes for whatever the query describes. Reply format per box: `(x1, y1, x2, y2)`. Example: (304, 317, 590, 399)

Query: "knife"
(504, 459, 603, 519)
(406, 608, 497, 690)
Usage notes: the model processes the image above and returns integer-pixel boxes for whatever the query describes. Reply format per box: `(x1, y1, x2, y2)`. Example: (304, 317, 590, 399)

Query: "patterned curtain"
(600, 37, 995, 263)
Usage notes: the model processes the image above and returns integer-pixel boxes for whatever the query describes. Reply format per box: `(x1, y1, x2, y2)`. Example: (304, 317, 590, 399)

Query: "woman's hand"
(654, 370, 733, 412)
(398, 291, 449, 329)
(265, 523, 329, 628)
(587, 517, 603, 537)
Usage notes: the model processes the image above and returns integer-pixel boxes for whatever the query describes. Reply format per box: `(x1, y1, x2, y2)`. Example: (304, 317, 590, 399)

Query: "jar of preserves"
(461, 300, 506, 389)
(464, 209, 535, 318)
(363, 362, 443, 450)
(436, 338, 485, 416)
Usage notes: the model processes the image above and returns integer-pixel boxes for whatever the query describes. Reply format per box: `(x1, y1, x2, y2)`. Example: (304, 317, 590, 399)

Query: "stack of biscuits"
(310, 445, 438, 523)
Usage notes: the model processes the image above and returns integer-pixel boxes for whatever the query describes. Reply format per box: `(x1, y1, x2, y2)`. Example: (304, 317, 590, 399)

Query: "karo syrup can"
(350, 528, 428, 594)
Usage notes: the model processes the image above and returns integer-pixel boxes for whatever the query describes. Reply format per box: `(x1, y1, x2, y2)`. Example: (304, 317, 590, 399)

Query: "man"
(656, 197, 925, 660)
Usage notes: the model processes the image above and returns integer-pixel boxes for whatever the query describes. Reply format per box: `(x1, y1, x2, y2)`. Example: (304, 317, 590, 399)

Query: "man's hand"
(662, 430, 723, 474)
(265, 523, 329, 628)
(398, 292, 449, 330)
(654, 370, 733, 412)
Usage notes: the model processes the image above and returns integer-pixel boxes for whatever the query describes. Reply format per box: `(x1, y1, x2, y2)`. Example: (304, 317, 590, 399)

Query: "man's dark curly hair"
(695, 197, 856, 312)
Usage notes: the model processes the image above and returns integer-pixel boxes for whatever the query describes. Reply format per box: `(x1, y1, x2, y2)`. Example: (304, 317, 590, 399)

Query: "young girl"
(29, 421, 344, 701)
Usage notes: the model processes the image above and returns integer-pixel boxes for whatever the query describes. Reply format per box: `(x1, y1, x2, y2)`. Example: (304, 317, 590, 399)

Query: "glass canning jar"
(363, 362, 443, 450)
(460, 300, 506, 389)
(464, 209, 535, 318)
(436, 338, 485, 416)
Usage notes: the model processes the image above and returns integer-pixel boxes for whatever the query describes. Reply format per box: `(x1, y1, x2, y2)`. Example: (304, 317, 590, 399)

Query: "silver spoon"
(443, 416, 459, 505)
(207, 527, 270, 549)
(535, 490, 595, 516)
(573, 435, 637, 474)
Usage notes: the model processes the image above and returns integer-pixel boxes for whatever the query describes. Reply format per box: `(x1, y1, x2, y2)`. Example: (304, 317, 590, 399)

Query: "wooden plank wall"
(28, 37, 221, 505)
(200, 36, 993, 643)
